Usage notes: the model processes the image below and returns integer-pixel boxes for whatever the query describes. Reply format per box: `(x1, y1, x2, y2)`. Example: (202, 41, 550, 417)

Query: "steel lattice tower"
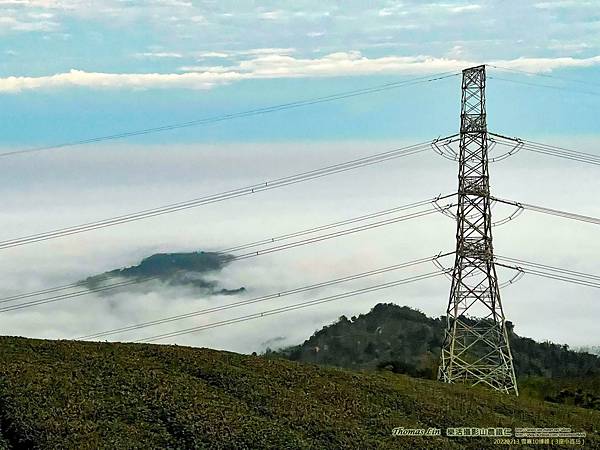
(438, 65, 518, 395)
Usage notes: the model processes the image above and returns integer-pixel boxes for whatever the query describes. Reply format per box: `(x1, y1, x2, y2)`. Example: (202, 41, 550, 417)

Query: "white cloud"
(547, 41, 591, 53)
(0, 0, 188, 9)
(293, 10, 330, 18)
(28, 11, 54, 18)
(408, 2, 482, 14)
(447, 45, 465, 58)
(384, 23, 422, 30)
(195, 51, 230, 58)
(377, 3, 408, 17)
(2, 52, 600, 93)
(234, 51, 463, 77)
(177, 65, 232, 73)
(0, 69, 246, 92)
(135, 52, 184, 59)
(237, 47, 296, 56)
(492, 56, 600, 73)
(0, 0, 79, 8)
(534, 1, 597, 9)
(233, 52, 600, 78)
(259, 10, 285, 20)
(449, 4, 481, 13)
(191, 48, 297, 61)
(0, 14, 59, 31)
(153, 0, 192, 6)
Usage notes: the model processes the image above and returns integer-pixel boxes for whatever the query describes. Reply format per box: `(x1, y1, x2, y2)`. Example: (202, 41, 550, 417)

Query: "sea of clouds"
(0, 138, 597, 353)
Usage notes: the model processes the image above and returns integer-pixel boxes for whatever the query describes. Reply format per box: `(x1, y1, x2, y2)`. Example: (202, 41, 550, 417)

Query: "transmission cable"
(496, 255, 600, 282)
(0, 199, 455, 312)
(136, 270, 447, 343)
(518, 144, 600, 166)
(519, 142, 600, 166)
(487, 65, 600, 89)
(491, 197, 600, 226)
(518, 270, 600, 289)
(489, 133, 600, 166)
(0, 140, 439, 250)
(220, 196, 447, 254)
(1, 72, 459, 158)
(0, 195, 450, 304)
(488, 75, 600, 98)
(79, 253, 453, 340)
(496, 259, 600, 289)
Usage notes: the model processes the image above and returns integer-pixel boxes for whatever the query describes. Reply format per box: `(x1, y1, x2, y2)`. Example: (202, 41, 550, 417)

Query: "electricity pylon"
(438, 65, 518, 395)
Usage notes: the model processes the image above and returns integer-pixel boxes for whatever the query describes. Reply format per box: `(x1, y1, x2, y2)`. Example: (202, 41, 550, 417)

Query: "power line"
(519, 145, 600, 166)
(519, 138, 600, 160)
(489, 133, 600, 166)
(78, 253, 453, 340)
(488, 75, 600, 98)
(0, 140, 441, 250)
(492, 197, 600, 226)
(496, 259, 600, 290)
(220, 196, 446, 254)
(1, 72, 459, 158)
(0, 195, 450, 305)
(136, 270, 447, 343)
(0, 280, 90, 303)
(520, 270, 600, 289)
(496, 255, 600, 282)
(487, 64, 600, 89)
(230, 207, 448, 262)
(519, 143, 600, 166)
(0, 277, 153, 312)
(125, 253, 600, 342)
(0, 200, 454, 312)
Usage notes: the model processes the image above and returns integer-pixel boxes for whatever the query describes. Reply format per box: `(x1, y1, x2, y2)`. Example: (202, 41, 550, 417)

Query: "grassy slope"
(0, 337, 598, 450)
(520, 375, 600, 406)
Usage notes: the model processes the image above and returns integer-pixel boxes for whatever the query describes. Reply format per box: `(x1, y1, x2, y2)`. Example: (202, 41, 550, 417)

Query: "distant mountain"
(80, 251, 245, 296)
(274, 303, 600, 380)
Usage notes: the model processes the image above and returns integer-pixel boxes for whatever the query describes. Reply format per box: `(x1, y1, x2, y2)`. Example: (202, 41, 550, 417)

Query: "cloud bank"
(2, 53, 600, 93)
(0, 140, 598, 351)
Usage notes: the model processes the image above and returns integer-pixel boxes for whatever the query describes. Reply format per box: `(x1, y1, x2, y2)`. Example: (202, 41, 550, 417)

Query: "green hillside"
(0, 337, 598, 449)
(519, 376, 600, 411)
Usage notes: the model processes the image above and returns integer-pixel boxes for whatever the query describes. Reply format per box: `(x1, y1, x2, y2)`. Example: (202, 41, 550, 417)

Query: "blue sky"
(1, 0, 600, 146)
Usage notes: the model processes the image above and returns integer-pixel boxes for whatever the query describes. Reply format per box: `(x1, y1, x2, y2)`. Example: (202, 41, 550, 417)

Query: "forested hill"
(80, 251, 245, 295)
(275, 303, 600, 379)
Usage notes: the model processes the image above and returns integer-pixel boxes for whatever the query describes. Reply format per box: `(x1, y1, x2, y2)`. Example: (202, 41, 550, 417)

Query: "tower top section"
(460, 65, 487, 134)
